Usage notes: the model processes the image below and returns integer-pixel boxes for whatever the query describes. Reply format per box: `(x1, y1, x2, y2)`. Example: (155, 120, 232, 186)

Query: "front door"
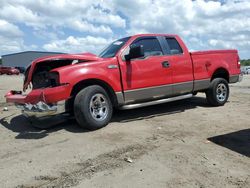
(118, 36, 173, 103)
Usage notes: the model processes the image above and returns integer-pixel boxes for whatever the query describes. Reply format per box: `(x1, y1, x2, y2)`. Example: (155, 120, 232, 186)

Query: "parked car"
(241, 66, 250, 74)
(244, 67, 250, 74)
(0, 66, 20, 75)
(15, 67, 26, 74)
(5, 34, 242, 130)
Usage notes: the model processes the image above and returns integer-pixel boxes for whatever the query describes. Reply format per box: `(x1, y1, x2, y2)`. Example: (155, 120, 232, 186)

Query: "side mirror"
(125, 45, 144, 61)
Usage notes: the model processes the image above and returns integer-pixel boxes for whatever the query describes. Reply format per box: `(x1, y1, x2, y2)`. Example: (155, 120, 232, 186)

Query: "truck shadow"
(112, 96, 210, 123)
(0, 115, 85, 139)
(0, 96, 210, 139)
(208, 129, 250, 157)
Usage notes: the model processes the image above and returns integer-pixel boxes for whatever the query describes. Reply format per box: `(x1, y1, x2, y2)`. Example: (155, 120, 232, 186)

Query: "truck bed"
(190, 49, 240, 81)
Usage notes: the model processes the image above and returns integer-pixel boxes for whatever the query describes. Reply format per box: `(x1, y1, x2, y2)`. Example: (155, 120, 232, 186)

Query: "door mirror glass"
(125, 45, 144, 60)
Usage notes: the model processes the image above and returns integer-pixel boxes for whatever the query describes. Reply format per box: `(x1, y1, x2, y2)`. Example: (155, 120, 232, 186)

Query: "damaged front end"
(17, 100, 65, 118)
(5, 83, 71, 128)
(17, 100, 68, 128)
(5, 53, 100, 127)
(5, 83, 71, 127)
(5, 59, 76, 126)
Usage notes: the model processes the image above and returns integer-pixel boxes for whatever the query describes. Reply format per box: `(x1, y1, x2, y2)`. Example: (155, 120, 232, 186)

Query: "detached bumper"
(5, 84, 71, 125)
(18, 100, 69, 128)
(17, 100, 66, 119)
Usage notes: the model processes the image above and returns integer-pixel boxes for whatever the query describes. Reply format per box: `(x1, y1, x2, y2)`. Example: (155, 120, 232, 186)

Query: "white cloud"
(0, 5, 42, 28)
(0, 35, 37, 55)
(112, 0, 250, 58)
(0, 19, 30, 55)
(0, 0, 125, 33)
(43, 36, 112, 54)
(69, 20, 113, 34)
(85, 6, 126, 28)
(0, 0, 250, 59)
(0, 19, 23, 37)
(0, 36, 24, 52)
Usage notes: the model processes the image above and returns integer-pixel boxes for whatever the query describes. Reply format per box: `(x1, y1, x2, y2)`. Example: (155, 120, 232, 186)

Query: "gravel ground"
(0, 74, 249, 188)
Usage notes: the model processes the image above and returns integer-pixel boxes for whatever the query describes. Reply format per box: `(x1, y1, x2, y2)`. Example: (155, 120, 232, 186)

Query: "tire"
(74, 85, 113, 130)
(206, 78, 229, 106)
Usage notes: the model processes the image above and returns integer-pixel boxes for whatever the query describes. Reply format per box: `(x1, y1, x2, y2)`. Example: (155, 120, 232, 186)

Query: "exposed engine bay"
(25, 59, 81, 89)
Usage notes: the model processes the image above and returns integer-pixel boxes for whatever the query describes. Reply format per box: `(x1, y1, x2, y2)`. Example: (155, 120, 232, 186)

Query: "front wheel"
(74, 85, 113, 130)
(206, 78, 229, 106)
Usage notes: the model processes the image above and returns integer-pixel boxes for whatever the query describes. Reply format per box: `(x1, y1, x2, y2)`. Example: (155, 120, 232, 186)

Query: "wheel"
(206, 78, 229, 106)
(74, 85, 113, 130)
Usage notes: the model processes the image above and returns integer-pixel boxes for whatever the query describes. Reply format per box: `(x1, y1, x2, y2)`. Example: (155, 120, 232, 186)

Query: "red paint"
(6, 84, 71, 104)
(6, 34, 241, 105)
(191, 49, 240, 79)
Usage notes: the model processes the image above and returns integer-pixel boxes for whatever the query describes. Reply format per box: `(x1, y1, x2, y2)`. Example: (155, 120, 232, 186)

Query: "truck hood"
(33, 52, 100, 62)
(23, 52, 102, 91)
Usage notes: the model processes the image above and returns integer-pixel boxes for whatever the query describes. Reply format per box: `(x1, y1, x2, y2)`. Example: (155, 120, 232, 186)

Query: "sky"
(0, 0, 249, 59)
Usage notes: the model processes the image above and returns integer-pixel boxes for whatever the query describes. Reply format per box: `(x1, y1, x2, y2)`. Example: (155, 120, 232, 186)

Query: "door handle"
(162, 61, 170, 68)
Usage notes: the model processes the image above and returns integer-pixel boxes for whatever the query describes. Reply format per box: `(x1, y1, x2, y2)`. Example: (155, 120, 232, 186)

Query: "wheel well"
(70, 79, 118, 107)
(211, 68, 229, 82)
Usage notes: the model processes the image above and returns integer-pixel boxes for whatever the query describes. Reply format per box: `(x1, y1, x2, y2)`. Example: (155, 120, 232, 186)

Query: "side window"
(166, 38, 183, 55)
(132, 38, 163, 57)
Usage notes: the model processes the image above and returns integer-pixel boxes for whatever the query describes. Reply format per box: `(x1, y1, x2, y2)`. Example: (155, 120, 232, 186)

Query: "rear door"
(161, 37, 194, 95)
(118, 36, 173, 103)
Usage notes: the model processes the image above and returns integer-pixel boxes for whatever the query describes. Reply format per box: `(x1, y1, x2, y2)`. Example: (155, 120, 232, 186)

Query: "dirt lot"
(0, 75, 249, 188)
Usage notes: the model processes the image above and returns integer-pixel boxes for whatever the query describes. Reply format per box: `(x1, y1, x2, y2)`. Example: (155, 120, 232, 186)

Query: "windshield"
(99, 37, 130, 58)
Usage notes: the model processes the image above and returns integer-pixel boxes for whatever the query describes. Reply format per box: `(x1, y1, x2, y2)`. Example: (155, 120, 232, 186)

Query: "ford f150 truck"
(5, 34, 242, 130)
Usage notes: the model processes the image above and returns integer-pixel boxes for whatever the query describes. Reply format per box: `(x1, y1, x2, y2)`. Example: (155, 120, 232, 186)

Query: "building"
(1, 51, 64, 69)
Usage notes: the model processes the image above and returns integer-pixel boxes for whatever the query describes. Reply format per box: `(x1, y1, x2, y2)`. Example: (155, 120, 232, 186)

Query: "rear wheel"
(74, 85, 113, 130)
(206, 78, 229, 106)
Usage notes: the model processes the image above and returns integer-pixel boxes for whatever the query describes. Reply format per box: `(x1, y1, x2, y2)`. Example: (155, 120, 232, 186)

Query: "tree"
(241, 59, 250, 66)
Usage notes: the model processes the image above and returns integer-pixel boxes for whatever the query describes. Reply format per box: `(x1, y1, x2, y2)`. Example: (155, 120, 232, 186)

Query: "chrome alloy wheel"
(216, 83, 228, 102)
(89, 93, 109, 121)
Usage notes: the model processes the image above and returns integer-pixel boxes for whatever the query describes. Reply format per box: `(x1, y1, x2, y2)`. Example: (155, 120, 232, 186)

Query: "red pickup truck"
(5, 34, 242, 130)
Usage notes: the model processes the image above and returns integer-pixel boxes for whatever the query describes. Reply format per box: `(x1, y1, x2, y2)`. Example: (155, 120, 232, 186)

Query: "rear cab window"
(165, 37, 183, 55)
